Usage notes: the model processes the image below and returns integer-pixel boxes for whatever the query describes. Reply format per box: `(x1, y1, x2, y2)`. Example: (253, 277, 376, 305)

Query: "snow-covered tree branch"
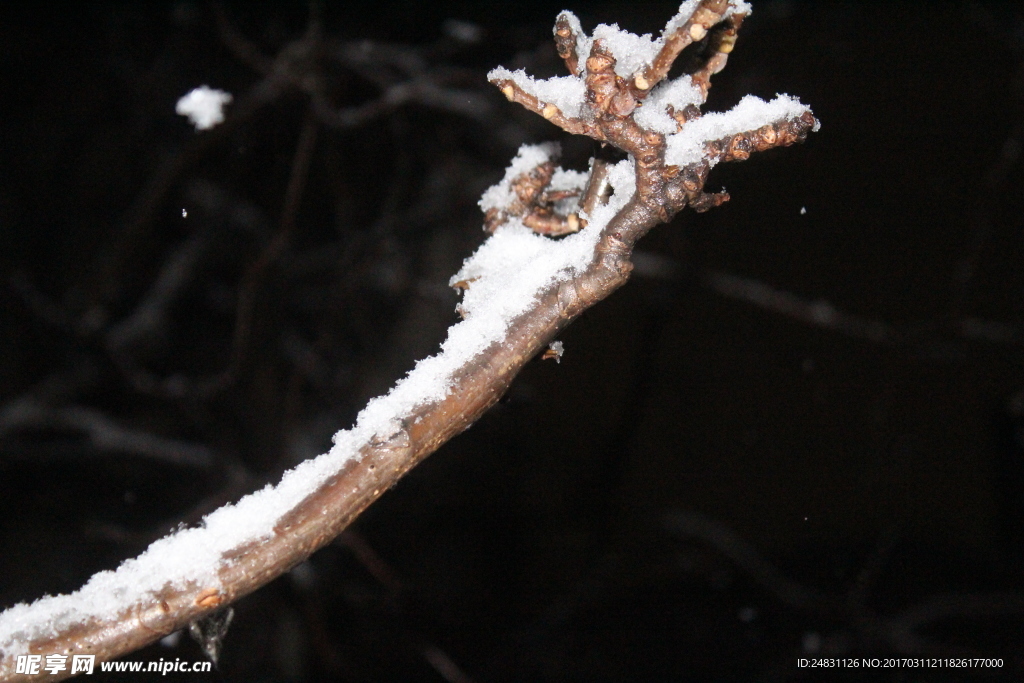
(0, 1, 815, 679)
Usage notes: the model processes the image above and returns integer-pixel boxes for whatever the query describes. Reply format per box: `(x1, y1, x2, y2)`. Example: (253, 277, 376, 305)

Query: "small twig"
(105, 230, 212, 355)
(579, 157, 611, 217)
(701, 268, 1024, 352)
(687, 11, 744, 97)
(418, 644, 477, 683)
(212, 3, 274, 75)
(116, 113, 320, 400)
(0, 401, 215, 469)
(948, 119, 1023, 321)
(553, 12, 584, 76)
(335, 530, 404, 596)
(194, 112, 319, 397)
(665, 511, 826, 610)
(335, 531, 477, 683)
(665, 511, 1024, 657)
(640, 0, 739, 93)
(491, 77, 596, 139)
(702, 269, 896, 343)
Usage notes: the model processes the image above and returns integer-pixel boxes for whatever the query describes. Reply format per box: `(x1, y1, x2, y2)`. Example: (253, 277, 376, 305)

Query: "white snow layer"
(0, 145, 636, 657)
(479, 142, 560, 212)
(633, 78, 704, 134)
(665, 93, 815, 167)
(662, 0, 704, 37)
(591, 23, 660, 78)
(498, 2, 754, 110)
(457, 145, 632, 319)
(555, 1, 753, 80)
(176, 86, 233, 131)
(487, 67, 587, 120)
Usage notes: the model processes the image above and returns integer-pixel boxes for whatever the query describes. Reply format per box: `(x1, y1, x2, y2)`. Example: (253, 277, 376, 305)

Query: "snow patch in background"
(176, 86, 233, 131)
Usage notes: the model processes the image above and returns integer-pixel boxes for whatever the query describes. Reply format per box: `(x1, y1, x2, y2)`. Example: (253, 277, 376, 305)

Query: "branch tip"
(554, 12, 585, 76)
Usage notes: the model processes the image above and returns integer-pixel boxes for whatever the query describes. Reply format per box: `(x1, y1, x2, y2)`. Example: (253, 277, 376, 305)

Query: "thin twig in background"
(665, 510, 1024, 659)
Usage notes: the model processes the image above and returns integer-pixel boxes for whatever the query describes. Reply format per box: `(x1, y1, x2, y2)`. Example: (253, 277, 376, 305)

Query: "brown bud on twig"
(554, 13, 583, 76)
(451, 277, 478, 291)
(609, 89, 637, 118)
(689, 190, 731, 212)
(641, 0, 738, 92)
(512, 161, 555, 205)
(585, 46, 619, 113)
(725, 133, 752, 161)
(681, 167, 703, 192)
(524, 210, 582, 237)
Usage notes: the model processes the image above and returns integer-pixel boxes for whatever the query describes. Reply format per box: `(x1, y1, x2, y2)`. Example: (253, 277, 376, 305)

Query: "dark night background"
(1, 1, 1023, 681)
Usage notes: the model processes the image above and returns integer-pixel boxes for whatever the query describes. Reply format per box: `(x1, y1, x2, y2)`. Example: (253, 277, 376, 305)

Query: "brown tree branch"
(640, 0, 739, 92)
(0, 2, 815, 679)
(687, 11, 744, 97)
(490, 76, 598, 138)
(553, 12, 584, 76)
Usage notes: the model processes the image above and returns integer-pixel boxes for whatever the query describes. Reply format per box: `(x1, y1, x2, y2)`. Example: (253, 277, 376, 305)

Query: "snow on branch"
(0, 2, 815, 679)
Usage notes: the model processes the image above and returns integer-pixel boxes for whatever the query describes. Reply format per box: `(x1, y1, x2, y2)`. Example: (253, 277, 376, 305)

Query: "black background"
(1, 1, 1023, 681)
